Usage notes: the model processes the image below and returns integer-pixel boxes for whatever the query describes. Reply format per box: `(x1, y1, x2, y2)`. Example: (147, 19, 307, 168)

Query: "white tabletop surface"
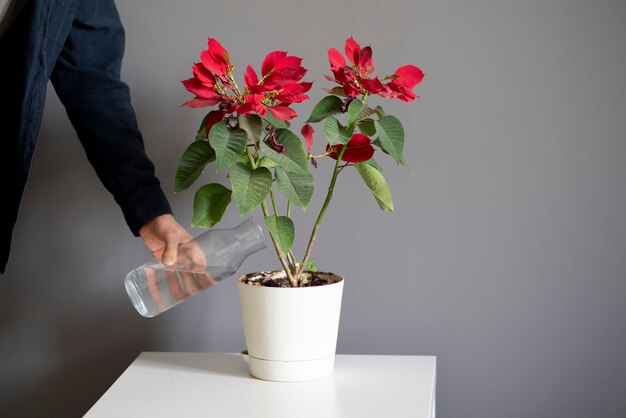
(84, 352, 436, 418)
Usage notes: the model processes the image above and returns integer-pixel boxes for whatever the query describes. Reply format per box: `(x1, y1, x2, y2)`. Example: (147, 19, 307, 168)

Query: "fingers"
(165, 270, 187, 302)
(145, 266, 165, 310)
(195, 272, 218, 291)
(180, 272, 200, 296)
(161, 232, 180, 266)
(164, 270, 201, 302)
(140, 214, 194, 264)
(139, 215, 213, 304)
(180, 240, 208, 271)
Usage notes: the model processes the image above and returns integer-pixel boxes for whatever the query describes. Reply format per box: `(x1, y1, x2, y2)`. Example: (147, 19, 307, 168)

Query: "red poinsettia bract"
(327, 37, 423, 102)
(326, 133, 375, 163)
(181, 38, 311, 123)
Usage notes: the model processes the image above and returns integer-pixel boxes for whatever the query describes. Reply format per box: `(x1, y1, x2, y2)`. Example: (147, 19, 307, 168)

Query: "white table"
(85, 352, 436, 418)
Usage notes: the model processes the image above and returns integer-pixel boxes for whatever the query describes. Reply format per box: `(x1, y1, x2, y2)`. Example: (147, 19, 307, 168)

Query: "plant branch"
(227, 69, 242, 96)
(261, 200, 296, 284)
(297, 144, 348, 276)
(245, 150, 297, 285)
(269, 188, 279, 216)
(286, 250, 297, 268)
(285, 201, 298, 269)
(269, 187, 296, 272)
(308, 150, 333, 159)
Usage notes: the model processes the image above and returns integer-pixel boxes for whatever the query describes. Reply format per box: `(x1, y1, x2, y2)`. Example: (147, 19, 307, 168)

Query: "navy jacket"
(0, 0, 172, 275)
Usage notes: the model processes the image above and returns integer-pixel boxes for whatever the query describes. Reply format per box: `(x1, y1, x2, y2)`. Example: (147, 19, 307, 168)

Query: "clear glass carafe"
(125, 219, 266, 317)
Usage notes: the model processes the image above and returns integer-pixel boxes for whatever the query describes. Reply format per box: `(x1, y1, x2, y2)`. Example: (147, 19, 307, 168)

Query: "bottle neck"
(234, 219, 267, 256)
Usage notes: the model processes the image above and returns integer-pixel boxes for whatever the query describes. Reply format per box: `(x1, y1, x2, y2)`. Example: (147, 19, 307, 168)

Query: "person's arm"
(50, 0, 183, 264)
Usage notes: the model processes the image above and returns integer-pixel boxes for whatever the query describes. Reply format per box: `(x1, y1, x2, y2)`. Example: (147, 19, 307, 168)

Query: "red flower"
(182, 40, 311, 122)
(181, 78, 220, 102)
(301, 124, 314, 151)
(181, 62, 222, 108)
(379, 65, 424, 102)
(200, 38, 231, 77)
(244, 65, 265, 94)
(326, 37, 422, 101)
(234, 93, 266, 116)
(345, 37, 374, 74)
(268, 105, 297, 121)
(205, 110, 227, 134)
(274, 82, 312, 103)
(326, 133, 375, 163)
(261, 51, 307, 87)
(326, 37, 384, 97)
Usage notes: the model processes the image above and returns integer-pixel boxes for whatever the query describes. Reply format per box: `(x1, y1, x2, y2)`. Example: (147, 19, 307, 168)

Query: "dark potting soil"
(242, 271, 338, 288)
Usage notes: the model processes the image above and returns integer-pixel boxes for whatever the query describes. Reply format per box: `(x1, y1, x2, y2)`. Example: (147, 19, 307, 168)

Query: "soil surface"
(241, 271, 339, 288)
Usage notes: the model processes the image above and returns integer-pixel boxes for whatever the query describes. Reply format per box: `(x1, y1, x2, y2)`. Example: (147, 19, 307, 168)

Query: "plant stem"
(268, 186, 295, 271)
(285, 201, 298, 268)
(227, 70, 242, 96)
(262, 200, 296, 278)
(286, 250, 296, 268)
(297, 145, 348, 276)
(269, 188, 279, 216)
(245, 151, 297, 286)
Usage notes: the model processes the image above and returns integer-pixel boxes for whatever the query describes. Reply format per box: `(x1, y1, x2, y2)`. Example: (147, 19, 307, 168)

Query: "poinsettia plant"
(176, 37, 423, 287)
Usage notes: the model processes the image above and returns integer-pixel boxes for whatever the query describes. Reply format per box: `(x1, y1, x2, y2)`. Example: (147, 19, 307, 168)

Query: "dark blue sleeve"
(50, 0, 171, 236)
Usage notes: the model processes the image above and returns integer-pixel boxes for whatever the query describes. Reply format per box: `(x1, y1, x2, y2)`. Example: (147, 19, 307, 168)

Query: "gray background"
(1, 0, 625, 416)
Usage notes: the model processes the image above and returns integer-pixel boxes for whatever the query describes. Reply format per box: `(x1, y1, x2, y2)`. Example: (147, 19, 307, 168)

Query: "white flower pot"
(237, 273, 344, 382)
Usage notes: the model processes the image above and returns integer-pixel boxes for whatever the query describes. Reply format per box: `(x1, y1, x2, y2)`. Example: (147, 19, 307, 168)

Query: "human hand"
(139, 214, 192, 266)
(139, 214, 217, 303)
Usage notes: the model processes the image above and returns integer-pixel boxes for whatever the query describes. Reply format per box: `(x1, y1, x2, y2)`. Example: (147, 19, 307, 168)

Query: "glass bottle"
(125, 219, 266, 317)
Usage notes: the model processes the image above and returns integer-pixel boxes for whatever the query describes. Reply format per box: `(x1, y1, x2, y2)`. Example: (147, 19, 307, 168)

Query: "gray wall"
(1, 0, 625, 416)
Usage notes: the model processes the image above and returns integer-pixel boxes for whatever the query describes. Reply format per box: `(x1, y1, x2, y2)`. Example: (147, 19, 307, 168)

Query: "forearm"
(50, 0, 171, 235)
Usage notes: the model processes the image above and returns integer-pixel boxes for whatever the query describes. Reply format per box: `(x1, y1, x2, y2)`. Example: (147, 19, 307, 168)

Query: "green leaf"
(323, 117, 353, 145)
(355, 163, 394, 212)
(306, 95, 344, 123)
(347, 99, 373, 126)
(262, 113, 289, 129)
(263, 216, 295, 254)
(358, 119, 376, 136)
(229, 163, 273, 214)
(256, 156, 279, 169)
(375, 116, 405, 165)
(191, 183, 232, 228)
(175, 141, 216, 192)
(259, 128, 309, 174)
(305, 260, 317, 272)
(195, 114, 209, 141)
(236, 154, 252, 168)
(372, 105, 385, 118)
(364, 157, 383, 172)
(276, 169, 314, 210)
(238, 114, 263, 143)
(209, 122, 248, 172)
